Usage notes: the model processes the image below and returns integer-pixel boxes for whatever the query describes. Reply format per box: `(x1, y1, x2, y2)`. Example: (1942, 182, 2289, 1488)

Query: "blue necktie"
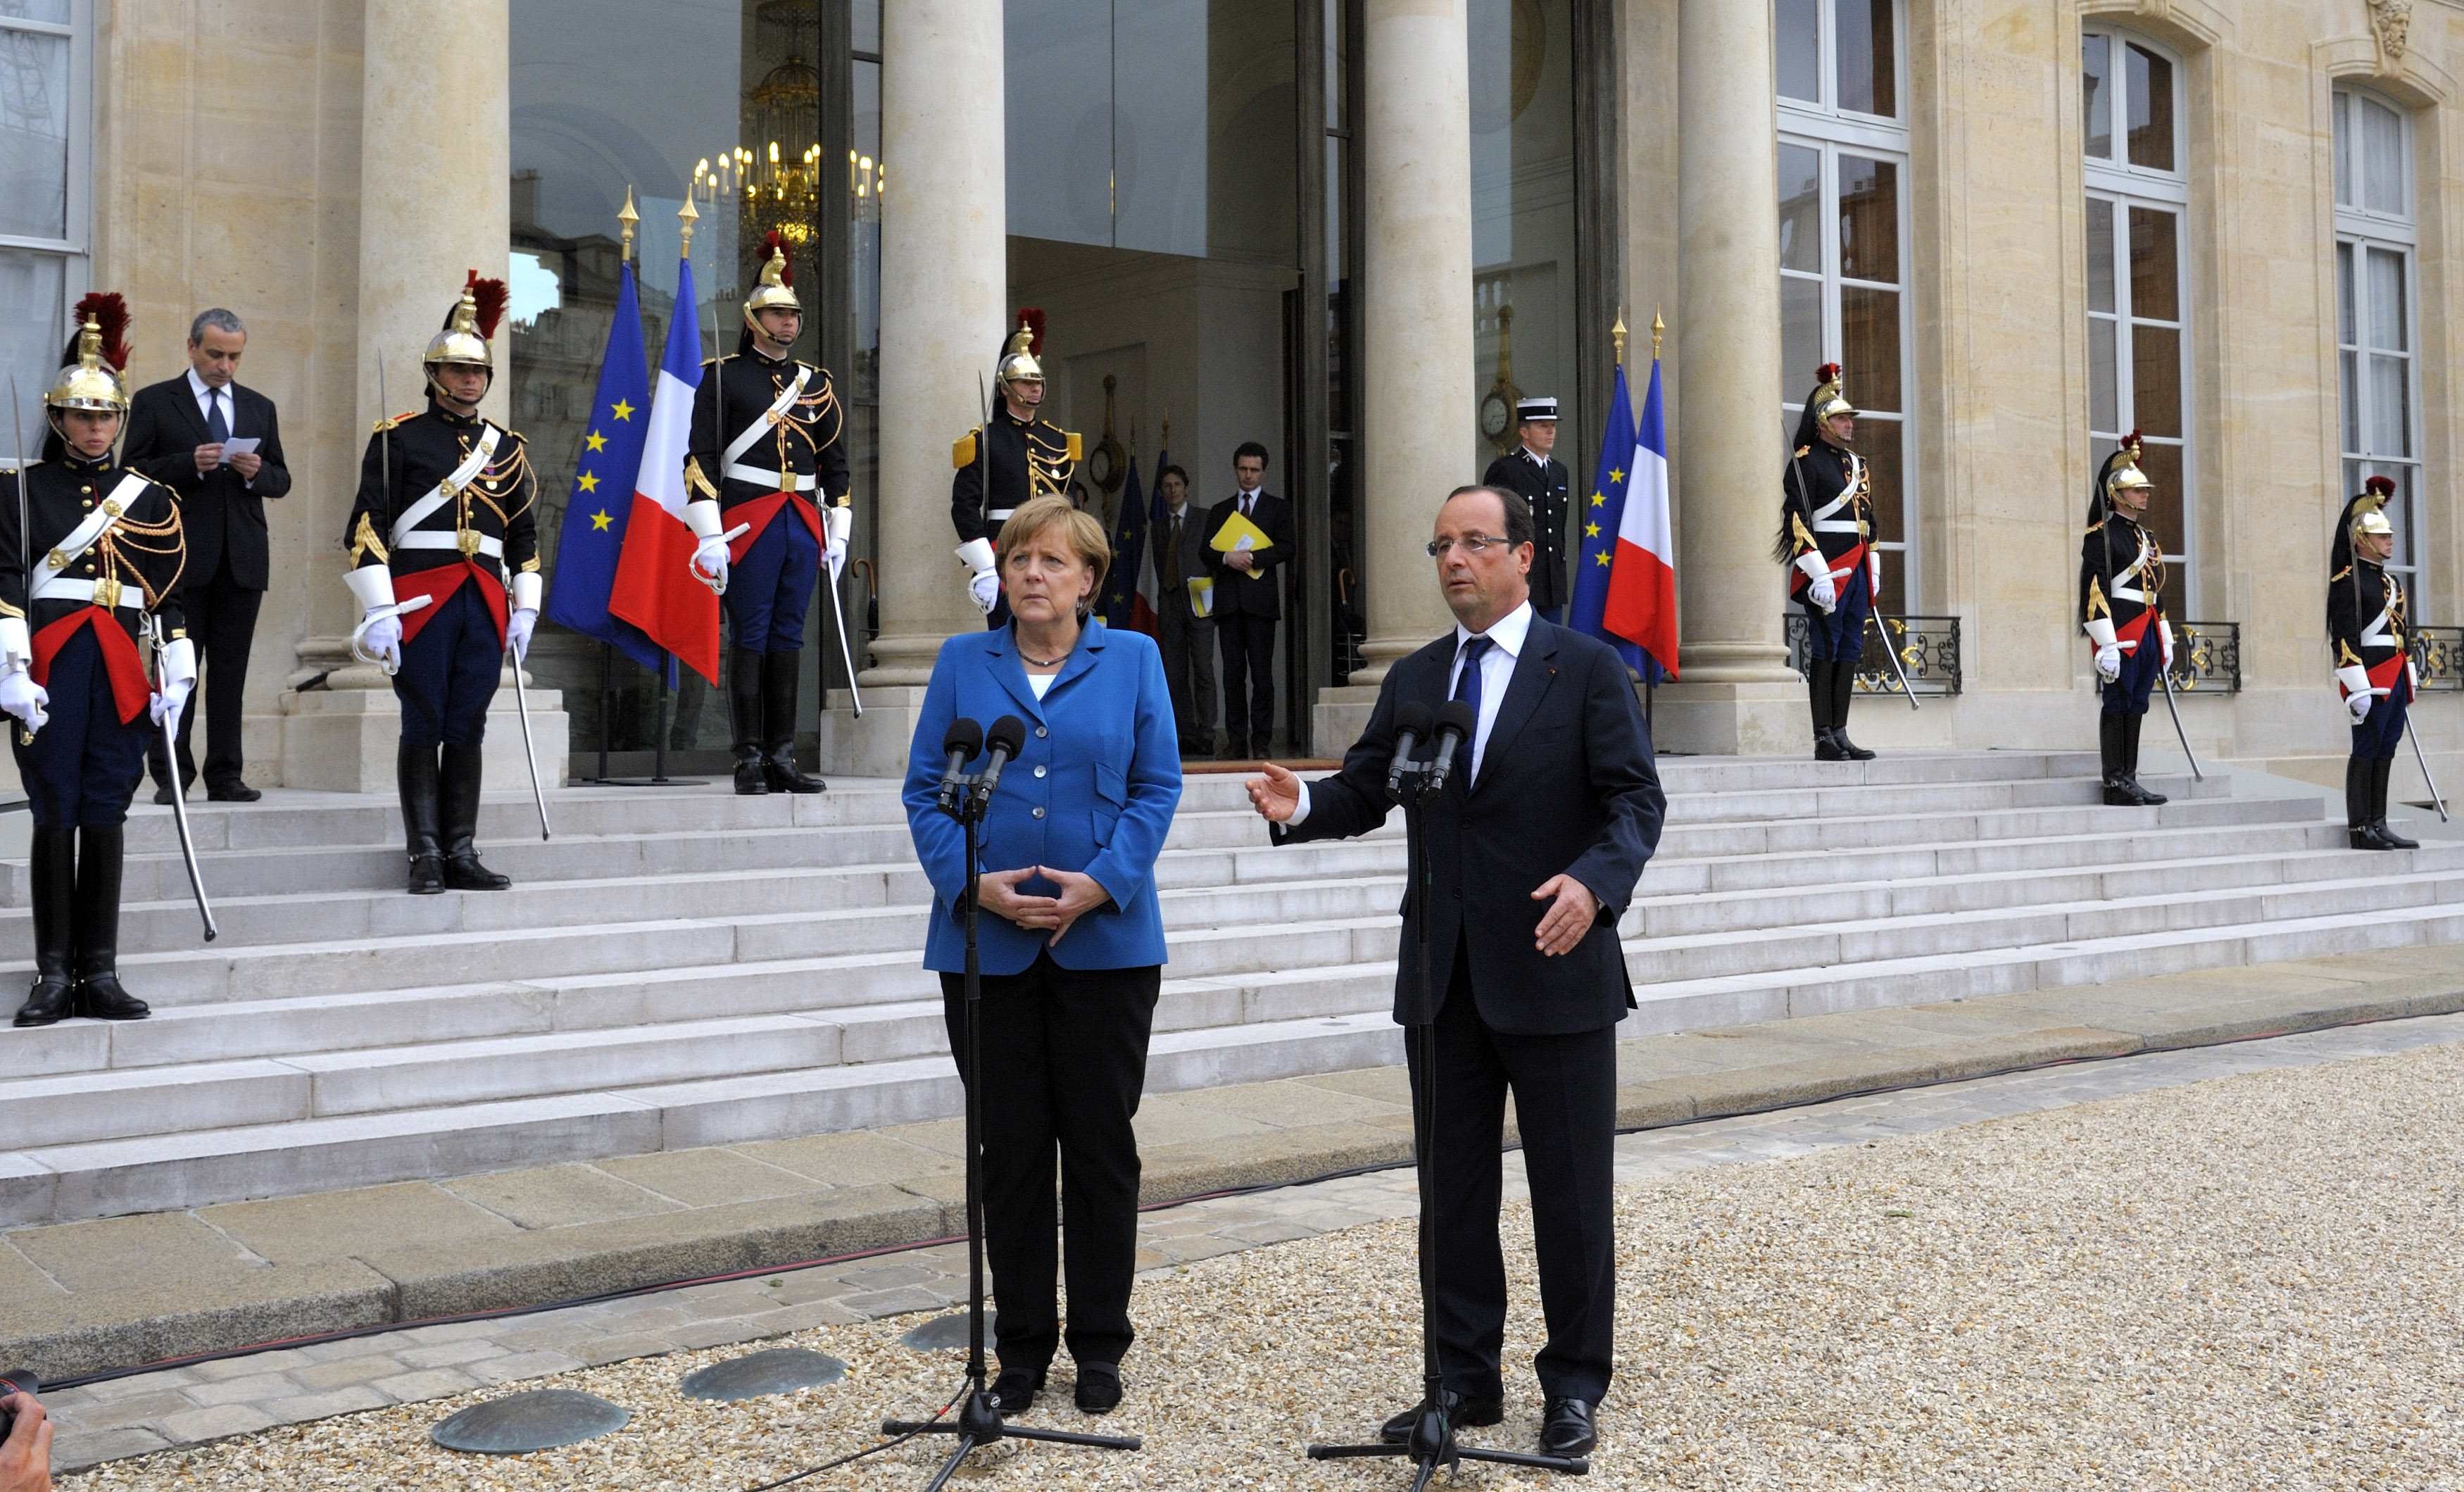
(206, 391, 229, 444)
(1452, 636, 1490, 787)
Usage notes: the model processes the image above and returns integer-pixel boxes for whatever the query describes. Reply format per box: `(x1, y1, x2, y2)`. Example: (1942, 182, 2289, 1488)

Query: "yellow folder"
(1188, 576, 1214, 618)
(1210, 509, 1274, 579)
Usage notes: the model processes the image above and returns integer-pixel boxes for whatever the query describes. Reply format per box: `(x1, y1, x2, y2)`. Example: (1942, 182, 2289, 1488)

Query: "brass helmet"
(743, 231, 800, 327)
(2105, 429, 2152, 496)
(2353, 475, 2397, 539)
(1809, 362, 1856, 424)
(45, 293, 132, 414)
(422, 270, 506, 382)
(996, 309, 1046, 391)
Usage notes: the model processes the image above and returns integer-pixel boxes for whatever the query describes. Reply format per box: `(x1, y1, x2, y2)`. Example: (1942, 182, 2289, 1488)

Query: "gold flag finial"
(617, 186, 639, 265)
(1611, 309, 1627, 367)
(677, 194, 699, 255)
(1652, 306, 1665, 362)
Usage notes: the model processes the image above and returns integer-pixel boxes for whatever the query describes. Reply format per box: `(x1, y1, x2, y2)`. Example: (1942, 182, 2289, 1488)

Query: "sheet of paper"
(218, 437, 261, 458)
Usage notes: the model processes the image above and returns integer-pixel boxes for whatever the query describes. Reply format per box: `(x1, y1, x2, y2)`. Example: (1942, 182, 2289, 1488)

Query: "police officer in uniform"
(683, 237, 851, 796)
(1481, 396, 1571, 622)
(2079, 431, 2171, 808)
(0, 297, 195, 1026)
(952, 313, 1080, 629)
(2330, 477, 2420, 851)
(1776, 363, 1880, 761)
(344, 273, 541, 896)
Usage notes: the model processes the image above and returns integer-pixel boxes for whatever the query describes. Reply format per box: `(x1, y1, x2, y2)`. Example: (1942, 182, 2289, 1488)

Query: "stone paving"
(40, 1001, 2464, 1474)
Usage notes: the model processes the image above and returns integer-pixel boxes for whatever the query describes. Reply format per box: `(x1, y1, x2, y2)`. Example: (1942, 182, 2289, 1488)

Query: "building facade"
(21, 0, 2462, 795)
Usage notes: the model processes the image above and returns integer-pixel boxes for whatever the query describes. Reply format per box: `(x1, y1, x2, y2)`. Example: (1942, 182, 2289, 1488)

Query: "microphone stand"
(882, 764, 1143, 1488)
(1305, 759, 1589, 1486)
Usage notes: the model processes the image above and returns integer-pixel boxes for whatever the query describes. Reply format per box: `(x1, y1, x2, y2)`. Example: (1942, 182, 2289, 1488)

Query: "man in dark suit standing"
(1152, 464, 1219, 757)
(1481, 396, 1571, 622)
(126, 308, 289, 801)
(1204, 441, 1292, 758)
(1246, 484, 1663, 1460)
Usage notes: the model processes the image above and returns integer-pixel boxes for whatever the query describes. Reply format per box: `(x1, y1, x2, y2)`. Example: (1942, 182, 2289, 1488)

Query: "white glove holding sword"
(684, 498, 750, 594)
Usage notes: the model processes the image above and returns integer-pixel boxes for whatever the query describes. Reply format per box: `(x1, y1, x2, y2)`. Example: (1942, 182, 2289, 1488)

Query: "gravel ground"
(68, 1039, 2464, 1491)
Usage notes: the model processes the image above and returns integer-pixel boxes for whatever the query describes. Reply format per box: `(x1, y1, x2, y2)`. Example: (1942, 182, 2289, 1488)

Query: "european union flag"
(1566, 361, 1647, 677)
(543, 258, 665, 677)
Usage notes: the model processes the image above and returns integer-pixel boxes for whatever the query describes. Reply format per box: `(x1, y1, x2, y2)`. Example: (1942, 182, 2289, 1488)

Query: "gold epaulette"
(953, 430, 980, 468)
(1793, 445, 1811, 459)
(1064, 430, 1083, 462)
(1790, 513, 1818, 554)
(520, 556, 542, 574)
(2330, 565, 2352, 584)
(2084, 519, 2106, 534)
(348, 512, 389, 565)
(372, 411, 416, 434)
(2085, 577, 2110, 620)
(684, 456, 719, 501)
(701, 353, 734, 368)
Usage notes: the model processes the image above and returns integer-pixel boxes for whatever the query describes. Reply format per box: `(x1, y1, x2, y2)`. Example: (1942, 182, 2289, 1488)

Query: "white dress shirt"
(188, 368, 232, 439)
(1284, 599, 1532, 825)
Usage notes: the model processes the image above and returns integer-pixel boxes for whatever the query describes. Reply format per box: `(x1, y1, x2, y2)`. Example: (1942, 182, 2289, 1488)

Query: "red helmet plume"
(73, 291, 131, 371)
(465, 270, 508, 341)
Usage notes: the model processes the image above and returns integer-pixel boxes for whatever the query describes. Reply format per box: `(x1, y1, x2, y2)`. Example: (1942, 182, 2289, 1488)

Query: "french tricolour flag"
(607, 254, 722, 685)
(1602, 358, 1678, 682)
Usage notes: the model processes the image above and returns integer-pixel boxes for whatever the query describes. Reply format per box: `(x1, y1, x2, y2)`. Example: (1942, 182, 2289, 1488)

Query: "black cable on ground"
(739, 1378, 965, 1491)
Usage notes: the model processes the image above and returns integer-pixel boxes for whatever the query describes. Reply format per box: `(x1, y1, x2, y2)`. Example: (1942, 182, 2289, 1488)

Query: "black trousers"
(1407, 936, 1618, 1403)
(147, 558, 262, 791)
(1216, 610, 1277, 749)
(941, 951, 1161, 1374)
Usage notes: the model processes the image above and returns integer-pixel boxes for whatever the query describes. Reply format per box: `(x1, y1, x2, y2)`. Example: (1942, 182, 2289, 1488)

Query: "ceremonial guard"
(344, 273, 540, 895)
(1776, 363, 1880, 760)
(2330, 478, 2420, 850)
(683, 235, 850, 796)
(1, 298, 194, 1027)
(1481, 396, 1571, 622)
(951, 312, 1080, 628)
(2079, 432, 2171, 808)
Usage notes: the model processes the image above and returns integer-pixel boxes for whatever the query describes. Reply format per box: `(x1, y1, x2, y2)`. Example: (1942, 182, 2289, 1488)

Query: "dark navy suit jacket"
(1275, 616, 1664, 1034)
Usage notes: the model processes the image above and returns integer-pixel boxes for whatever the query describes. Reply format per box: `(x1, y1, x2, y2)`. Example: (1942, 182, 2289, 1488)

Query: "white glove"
(0, 668, 48, 733)
(1807, 573, 1837, 611)
(968, 568, 1001, 615)
(2349, 691, 2373, 722)
(151, 675, 194, 731)
(505, 607, 538, 663)
(692, 537, 731, 594)
(2158, 618, 2175, 670)
(2094, 644, 2121, 682)
(360, 608, 404, 675)
(825, 504, 853, 580)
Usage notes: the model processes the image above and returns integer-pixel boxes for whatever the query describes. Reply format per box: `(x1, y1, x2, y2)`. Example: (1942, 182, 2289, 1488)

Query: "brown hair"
(995, 494, 1112, 618)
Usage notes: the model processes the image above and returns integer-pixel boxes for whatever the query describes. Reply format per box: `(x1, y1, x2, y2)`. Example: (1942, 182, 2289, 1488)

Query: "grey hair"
(189, 308, 245, 344)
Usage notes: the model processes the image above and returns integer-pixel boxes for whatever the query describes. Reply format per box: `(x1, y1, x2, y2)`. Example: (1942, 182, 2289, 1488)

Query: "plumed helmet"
(44, 292, 132, 414)
(423, 270, 506, 373)
(2352, 475, 2397, 539)
(1809, 362, 1856, 424)
(996, 309, 1046, 389)
(744, 232, 801, 323)
(2104, 429, 2153, 496)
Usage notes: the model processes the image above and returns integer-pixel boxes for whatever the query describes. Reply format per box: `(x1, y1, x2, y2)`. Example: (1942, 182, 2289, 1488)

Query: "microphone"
(976, 714, 1028, 803)
(935, 717, 984, 815)
(1423, 700, 1476, 797)
(1385, 701, 1434, 798)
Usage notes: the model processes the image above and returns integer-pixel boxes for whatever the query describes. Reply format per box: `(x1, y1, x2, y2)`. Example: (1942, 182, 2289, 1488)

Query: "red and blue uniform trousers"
(391, 561, 507, 748)
(2351, 658, 2414, 762)
(2101, 613, 2163, 717)
(1797, 547, 1871, 663)
(13, 609, 155, 829)
(722, 492, 823, 653)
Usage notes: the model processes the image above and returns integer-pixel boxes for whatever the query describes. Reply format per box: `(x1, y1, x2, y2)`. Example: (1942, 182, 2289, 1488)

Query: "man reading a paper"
(1205, 442, 1291, 759)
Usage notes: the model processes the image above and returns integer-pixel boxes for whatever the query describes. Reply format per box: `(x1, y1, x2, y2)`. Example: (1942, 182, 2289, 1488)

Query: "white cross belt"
(32, 576, 144, 610)
(398, 531, 504, 560)
(724, 463, 817, 493)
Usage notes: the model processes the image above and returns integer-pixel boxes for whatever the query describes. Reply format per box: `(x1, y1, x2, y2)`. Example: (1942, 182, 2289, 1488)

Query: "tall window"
(1776, 0, 1915, 610)
(2082, 27, 2192, 598)
(2333, 87, 2422, 600)
(0, 0, 89, 441)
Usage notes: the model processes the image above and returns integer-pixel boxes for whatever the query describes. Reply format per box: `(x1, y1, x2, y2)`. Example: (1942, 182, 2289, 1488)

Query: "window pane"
(2389, 466, 2416, 572)
(1859, 419, 1906, 612)
(1836, 0, 1896, 118)
(2089, 318, 2118, 434)
(0, 2, 72, 23)
(2125, 44, 2175, 173)
(1837, 154, 1899, 284)
(2127, 206, 2179, 322)
(2333, 93, 2353, 207)
(2340, 351, 2358, 453)
(1006, 0, 1116, 247)
(1775, 0, 1819, 104)
(853, 0, 880, 54)
(2337, 242, 2356, 345)
(0, 29, 69, 239)
(2132, 441, 2185, 556)
(1778, 143, 1822, 273)
(2082, 33, 2111, 161)
(1841, 283, 1900, 412)
(2367, 246, 2407, 351)
(1780, 274, 1822, 401)
(2087, 197, 2115, 314)
(2369, 353, 2410, 457)
(2363, 97, 2406, 218)
(0, 248, 61, 443)
(2130, 325, 2182, 439)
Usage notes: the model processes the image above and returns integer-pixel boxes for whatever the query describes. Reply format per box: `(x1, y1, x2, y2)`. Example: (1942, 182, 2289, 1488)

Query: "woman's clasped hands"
(976, 865, 1111, 946)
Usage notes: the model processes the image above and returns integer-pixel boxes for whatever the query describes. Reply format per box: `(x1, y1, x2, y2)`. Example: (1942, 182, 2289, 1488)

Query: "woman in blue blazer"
(903, 495, 1182, 1415)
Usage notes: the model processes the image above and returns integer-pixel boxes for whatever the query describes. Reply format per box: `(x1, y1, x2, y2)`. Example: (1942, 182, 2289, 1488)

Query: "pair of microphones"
(936, 715, 1028, 816)
(1384, 700, 1477, 798)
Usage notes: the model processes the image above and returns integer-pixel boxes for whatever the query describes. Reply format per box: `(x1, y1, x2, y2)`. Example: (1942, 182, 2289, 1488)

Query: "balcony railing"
(2166, 620, 2240, 693)
(2413, 626, 2464, 691)
(1785, 613, 1962, 697)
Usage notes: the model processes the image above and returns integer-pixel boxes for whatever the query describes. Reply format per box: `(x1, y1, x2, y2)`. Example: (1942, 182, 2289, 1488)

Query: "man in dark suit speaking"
(1246, 484, 1663, 1459)
(126, 308, 290, 801)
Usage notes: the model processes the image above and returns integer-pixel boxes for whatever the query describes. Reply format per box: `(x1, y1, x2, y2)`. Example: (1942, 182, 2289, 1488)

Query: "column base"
(1309, 684, 1381, 760)
(817, 686, 931, 780)
(277, 679, 568, 794)
(1645, 678, 1811, 757)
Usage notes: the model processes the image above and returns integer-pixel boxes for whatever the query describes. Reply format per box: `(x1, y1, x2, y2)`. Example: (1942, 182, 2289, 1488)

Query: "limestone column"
(1659, 0, 1800, 753)
(826, 0, 1006, 776)
(279, 0, 560, 789)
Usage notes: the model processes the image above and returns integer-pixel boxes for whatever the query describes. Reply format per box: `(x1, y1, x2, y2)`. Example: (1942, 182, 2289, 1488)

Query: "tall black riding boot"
(2122, 713, 2167, 805)
(729, 645, 769, 796)
(439, 743, 511, 890)
(2373, 756, 2419, 849)
(1809, 662, 1845, 760)
(2099, 712, 2134, 805)
(72, 826, 147, 1020)
(1829, 656, 1875, 760)
(2347, 756, 2392, 849)
(13, 827, 77, 1026)
(399, 743, 446, 894)
(759, 650, 826, 794)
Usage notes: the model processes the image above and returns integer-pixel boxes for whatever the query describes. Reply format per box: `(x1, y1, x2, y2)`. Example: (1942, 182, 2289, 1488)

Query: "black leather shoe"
(1830, 729, 1876, 762)
(206, 781, 262, 803)
(761, 750, 826, 794)
(408, 853, 446, 894)
(2351, 824, 2400, 851)
(1074, 1364, 1122, 1415)
(1537, 1396, 1597, 1457)
(731, 751, 769, 796)
(77, 972, 149, 1021)
(1380, 1393, 1504, 1444)
(151, 782, 177, 805)
(2103, 782, 2139, 807)
(990, 1368, 1045, 1415)
(2125, 775, 2168, 807)
(13, 977, 74, 1027)
(1814, 728, 1849, 762)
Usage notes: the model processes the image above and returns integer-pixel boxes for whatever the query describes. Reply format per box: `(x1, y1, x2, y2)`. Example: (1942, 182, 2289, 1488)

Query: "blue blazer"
(904, 622, 1184, 974)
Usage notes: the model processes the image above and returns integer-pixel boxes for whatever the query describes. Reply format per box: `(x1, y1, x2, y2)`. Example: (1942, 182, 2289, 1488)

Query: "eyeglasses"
(1425, 534, 1512, 558)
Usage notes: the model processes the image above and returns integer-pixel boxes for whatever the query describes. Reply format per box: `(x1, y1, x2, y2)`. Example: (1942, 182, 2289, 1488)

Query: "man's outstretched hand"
(1247, 762, 1302, 823)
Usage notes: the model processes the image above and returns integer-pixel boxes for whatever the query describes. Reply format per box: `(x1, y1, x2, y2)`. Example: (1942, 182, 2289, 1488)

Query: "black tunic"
(684, 350, 848, 513)
(950, 408, 1079, 546)
(345, 401, 539, 591)
(2078, 511, 2166, 644)
(2328, 558, 2408, 692)
(0, 451, 186, 649)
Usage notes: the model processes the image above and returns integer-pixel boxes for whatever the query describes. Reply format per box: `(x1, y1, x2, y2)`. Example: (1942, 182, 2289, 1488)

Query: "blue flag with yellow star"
(543, 258, 666, 677)
(1566, 361, 1649, 679)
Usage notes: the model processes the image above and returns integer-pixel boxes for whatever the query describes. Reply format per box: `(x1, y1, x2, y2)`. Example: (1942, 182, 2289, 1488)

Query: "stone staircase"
(3, 751, 2459, 1229)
